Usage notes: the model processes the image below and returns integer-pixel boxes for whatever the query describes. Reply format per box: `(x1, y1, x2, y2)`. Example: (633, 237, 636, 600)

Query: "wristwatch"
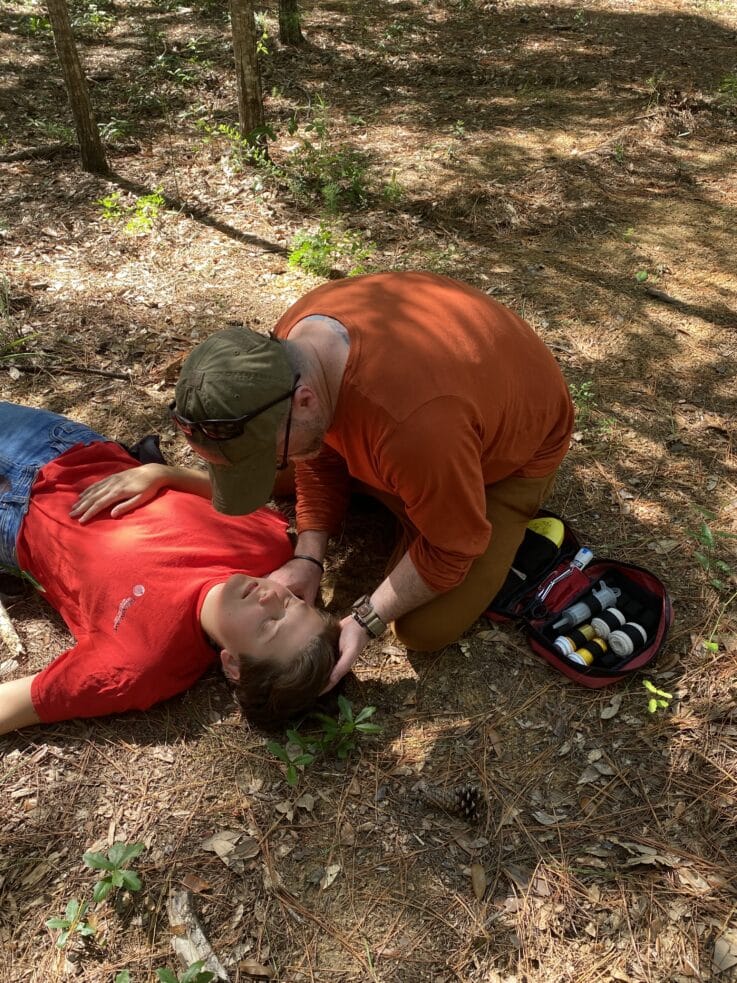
(351, 595, 387, 639)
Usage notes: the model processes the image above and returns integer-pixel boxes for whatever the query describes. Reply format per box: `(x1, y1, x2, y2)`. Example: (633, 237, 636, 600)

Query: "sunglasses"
(169, 375, 300, 443)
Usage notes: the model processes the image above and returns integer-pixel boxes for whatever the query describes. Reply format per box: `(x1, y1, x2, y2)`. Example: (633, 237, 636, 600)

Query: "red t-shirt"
(274, 272, 574, 592)
(16, 442, 293, 723)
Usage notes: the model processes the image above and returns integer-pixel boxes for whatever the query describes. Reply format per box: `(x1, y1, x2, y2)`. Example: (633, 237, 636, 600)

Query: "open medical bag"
(486, 512, 673, 688)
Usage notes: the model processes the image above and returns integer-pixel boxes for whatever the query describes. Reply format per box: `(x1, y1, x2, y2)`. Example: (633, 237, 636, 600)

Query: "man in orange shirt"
(91, 273, 573, 691)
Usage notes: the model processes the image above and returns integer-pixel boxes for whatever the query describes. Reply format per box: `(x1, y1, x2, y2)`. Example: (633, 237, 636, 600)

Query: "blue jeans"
(0, 402, 106, 570)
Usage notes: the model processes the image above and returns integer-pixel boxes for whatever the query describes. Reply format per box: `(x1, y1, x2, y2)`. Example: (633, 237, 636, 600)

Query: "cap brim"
(207, 452, 278, 516)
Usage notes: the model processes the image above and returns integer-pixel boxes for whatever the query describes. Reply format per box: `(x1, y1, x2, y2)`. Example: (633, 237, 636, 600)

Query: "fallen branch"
(5, 362, 130, 381)
(0, 597, 25, 658)
(166, 887, 229, 981)
(645, 286, 682, 305)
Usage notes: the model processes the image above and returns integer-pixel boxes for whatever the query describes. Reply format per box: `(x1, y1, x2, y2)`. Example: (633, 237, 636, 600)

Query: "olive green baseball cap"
(174, 326, 294, 515)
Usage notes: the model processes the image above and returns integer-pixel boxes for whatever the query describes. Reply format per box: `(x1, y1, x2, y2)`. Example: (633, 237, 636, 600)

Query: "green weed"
(19, 12, 51, 35)
(30, 118, 75, 143)
(98, 190, 124, 221)
(692, 509, 736, 592)
(98, 118, 134, 143)
(45, 898, 96, 948)
(643, 679, 672, 713)
(70, 0, 115, 38)
(0, 275, 38, 366)
(644, 72, 667, 107)
(83, 841, 145, 902)
(195, 119, 273, 172)
(156, 962, 215, 983)
(125, 188, 165, 234)
(718, 71, 737, 105)
(569, 380, 595, 426)
(268, 697, 381, 786)
(254, 10, 270, 55)
(151, 38, 213, 86)
(635, 269, 649, 283)
(97, 188, 166, 234)
(288, 223, 375, 277)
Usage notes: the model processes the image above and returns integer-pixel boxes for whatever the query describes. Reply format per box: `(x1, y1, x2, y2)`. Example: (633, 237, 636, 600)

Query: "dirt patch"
(1, 0, 736, 980)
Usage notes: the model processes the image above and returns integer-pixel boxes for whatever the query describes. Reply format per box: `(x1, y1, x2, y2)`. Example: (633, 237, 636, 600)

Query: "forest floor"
(1, 0, 736, 980)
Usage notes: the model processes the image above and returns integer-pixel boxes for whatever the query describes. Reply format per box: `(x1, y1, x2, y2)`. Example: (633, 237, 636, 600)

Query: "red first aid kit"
(485, 512, 673, 687)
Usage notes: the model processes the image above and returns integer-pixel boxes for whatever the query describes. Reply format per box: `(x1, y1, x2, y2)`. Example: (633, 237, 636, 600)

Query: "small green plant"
(267, 730, 317, 787)
(451, 119, 466, 139)
(98, 190, 125, 221)
(254, 10, 270, 55)
(643, 679, 672, 713)
(312, 696, 382, 759)
(83, 841, 145, 902)
(268, 697, 381, 785)
(635, 269, 649, 283)
(156, 961, 215, 983)
(125, 188, 165, 234)
(288, 223, 375, 277)
(97, 189, 166, 235)
(45, 898, 96, 948)
(70, 0, 115, 38)
(644, 72, 667, 107)
(692, 511, 736, 592)
(98, 118, 134, 143)
(29, 118, 75, 143)
(115, 973, 132, 983)
(613, 144, 625, 164)
(383, 172, 404, 205)
(718, 71, 737, 104)
(569, 380, 595, 426)
(20, 13, 51, 36)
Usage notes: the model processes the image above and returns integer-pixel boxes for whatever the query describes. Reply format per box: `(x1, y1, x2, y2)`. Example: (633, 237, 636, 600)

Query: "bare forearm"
(294, 529, 329, 563)
(0, 676, 41, 735)
(369, 551, 439, 625)
(157, 465, 212, 499)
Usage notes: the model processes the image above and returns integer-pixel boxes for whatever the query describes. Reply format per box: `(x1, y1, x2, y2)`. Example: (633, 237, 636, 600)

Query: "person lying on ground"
(0, 402, 339, 737)
(81, 272, 573, 692)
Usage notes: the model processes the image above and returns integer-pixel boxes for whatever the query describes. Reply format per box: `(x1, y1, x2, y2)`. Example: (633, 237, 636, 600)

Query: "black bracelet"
(293, 554, 325, 573)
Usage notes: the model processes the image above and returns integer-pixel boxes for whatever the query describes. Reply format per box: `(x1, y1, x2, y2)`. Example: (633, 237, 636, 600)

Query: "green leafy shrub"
(288, 223, 375, 277)
(268, 697, 381, 786)
(83, 841, 145, 902)
(45, 899, 96, 948)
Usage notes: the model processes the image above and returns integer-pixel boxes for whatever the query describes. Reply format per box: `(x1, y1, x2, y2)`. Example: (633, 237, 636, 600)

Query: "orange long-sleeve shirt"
(274, 272, 574, 593)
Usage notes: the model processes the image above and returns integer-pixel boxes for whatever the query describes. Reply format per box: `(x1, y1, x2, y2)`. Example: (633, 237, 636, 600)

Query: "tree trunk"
(229, 0, 265, 142)
(279, 0, 304, 46)
(45, 0, 108, 175)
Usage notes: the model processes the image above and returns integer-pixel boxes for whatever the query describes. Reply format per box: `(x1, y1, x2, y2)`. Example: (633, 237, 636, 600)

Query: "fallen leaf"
(239, 959, 274, 979)
(577, 765, 604, 785)
(532, 810, 561, 826)
(713, 930, 737, 973)
(202, 830, 260, 868)
(470, 863, 487, 900)
(181, 873, 212, 894)
(676, 868, 711, 893)
(294, 793, 315, 812)
(600, 694, 623, 720)
(502, 864, 531, 891)
(320, 863, 341, 891)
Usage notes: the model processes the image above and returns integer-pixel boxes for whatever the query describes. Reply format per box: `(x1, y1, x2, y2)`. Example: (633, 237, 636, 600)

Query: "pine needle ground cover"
(1, 0, 735, 979)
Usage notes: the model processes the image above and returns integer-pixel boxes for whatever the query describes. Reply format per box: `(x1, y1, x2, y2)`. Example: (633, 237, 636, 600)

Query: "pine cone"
(417, 782, 485, 821)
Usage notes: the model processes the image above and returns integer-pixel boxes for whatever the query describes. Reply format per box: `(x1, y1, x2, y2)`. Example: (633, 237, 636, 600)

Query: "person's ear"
(293, 384, 317, 413)
(220, 649, 241, 683)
